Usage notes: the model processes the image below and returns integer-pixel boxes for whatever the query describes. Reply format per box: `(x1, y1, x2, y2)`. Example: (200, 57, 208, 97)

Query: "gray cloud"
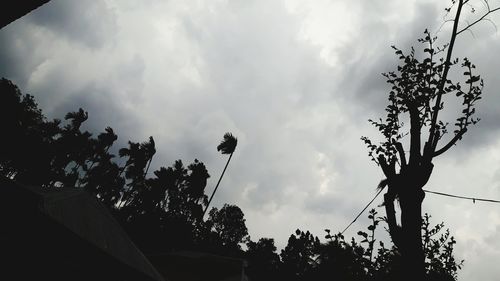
(27, 0, 118, 48)
(2, 1, 500, 279)
(337, 2, 441, 113)
(0, 22, 48, 88)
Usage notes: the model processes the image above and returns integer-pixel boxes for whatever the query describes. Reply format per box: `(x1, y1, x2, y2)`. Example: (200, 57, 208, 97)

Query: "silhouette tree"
(84, 127, 118, 175)
(361, 1, 499, 278)
(316, 231, 373, 281)
(80, 127, 123, 207)
(162, 159, 210, 222)
(0, 78, 57, 185)
(118, 137, 155, 209)
(0, 77, 214, 253)
(421, 214, 462, 281)
(269, 209, 462, 281)
(280, 229, 321, 281)
(203, 132, 237, 217)
(206, 204, 248, 250)
(58, 108, 92, 187)
(116, 158, 211, 253)
(1, 76, 468, 279)
(245, 238, 282, 281)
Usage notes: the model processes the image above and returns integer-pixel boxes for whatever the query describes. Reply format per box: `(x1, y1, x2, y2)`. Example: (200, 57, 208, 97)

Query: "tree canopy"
(362, 1, 499, 278)
(1, 77, 463, 280)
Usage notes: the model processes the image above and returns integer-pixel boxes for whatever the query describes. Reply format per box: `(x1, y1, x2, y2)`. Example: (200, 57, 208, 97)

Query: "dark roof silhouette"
(0, 177, 165, 281)
(0, 1, 51, 29)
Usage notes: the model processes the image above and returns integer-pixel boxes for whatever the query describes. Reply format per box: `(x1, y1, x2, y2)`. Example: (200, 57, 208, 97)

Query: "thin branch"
(457, 6, 500, 35)
(395, 142, 407, 169)
(378, 155, 391, 178)
(428, 0, 464, 152)
(433, 129, 467, 157)
(409, 104, 422, 166)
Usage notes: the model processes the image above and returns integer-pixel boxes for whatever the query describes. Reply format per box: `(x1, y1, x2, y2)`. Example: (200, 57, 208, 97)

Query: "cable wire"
(423, 189, 500, 204)
(340, 188, 500, 235)
(340, 188, 384, 235)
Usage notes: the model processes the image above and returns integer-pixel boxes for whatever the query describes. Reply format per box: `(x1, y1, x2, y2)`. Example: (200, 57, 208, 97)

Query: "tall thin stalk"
(202, 133, 237, 218)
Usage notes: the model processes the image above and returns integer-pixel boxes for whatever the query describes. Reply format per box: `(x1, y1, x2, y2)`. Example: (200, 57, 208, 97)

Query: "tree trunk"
(399, 186, 425, 280)
(202, 152, 233, 218)
(383, 162, 431, 281)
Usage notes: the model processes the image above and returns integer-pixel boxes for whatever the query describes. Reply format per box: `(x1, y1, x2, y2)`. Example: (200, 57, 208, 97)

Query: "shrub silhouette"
(246, 209, 462, 281)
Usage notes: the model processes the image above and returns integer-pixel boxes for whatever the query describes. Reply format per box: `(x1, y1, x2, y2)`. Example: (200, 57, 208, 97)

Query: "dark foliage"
(245, 238, 282, 281)
(0, 77, 243, 255)
(245, 209, 461, 281)
(1, 78, 462, 280)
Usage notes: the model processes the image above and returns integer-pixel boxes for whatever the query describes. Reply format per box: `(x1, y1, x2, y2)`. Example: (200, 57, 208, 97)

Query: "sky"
(1, 0, 500, 279)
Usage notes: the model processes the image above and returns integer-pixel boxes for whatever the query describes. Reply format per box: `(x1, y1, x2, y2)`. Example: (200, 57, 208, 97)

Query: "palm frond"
(118, 147, 130, 158)
(217, 132, 237, 154)
(65, 108, 88, 122)
(98, 127, 118, 145)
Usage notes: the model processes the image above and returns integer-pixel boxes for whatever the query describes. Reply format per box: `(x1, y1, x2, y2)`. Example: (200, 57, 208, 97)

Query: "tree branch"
(457, 6, 500, 35)
(378, 155, 389, 176)
(431, 128, 441, 152)
(433, 129, 467, 157)
(409, 103, 422, 166)
(395, 142, 407, 169)
(378, 155, 395, 178)
(428, 0, 464, 151)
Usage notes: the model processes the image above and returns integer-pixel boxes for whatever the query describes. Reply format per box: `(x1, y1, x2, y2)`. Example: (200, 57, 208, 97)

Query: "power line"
(423, 189, 500, 204)
(341, 188, 384, 235)
(340, 187, 500, 235)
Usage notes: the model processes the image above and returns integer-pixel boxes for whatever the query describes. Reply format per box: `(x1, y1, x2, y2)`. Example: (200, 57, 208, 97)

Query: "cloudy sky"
(2, 0, 500, 279)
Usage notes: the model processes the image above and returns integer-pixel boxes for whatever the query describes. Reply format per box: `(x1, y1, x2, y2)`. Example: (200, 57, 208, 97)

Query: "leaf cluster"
(362, 29, 483, 165)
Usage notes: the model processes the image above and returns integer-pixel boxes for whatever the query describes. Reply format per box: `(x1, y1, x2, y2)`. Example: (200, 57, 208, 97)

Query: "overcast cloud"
(2, 1, 500, 280)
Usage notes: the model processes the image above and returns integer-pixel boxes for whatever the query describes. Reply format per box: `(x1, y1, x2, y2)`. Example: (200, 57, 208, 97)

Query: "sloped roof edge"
(0, 178, 166, 281)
